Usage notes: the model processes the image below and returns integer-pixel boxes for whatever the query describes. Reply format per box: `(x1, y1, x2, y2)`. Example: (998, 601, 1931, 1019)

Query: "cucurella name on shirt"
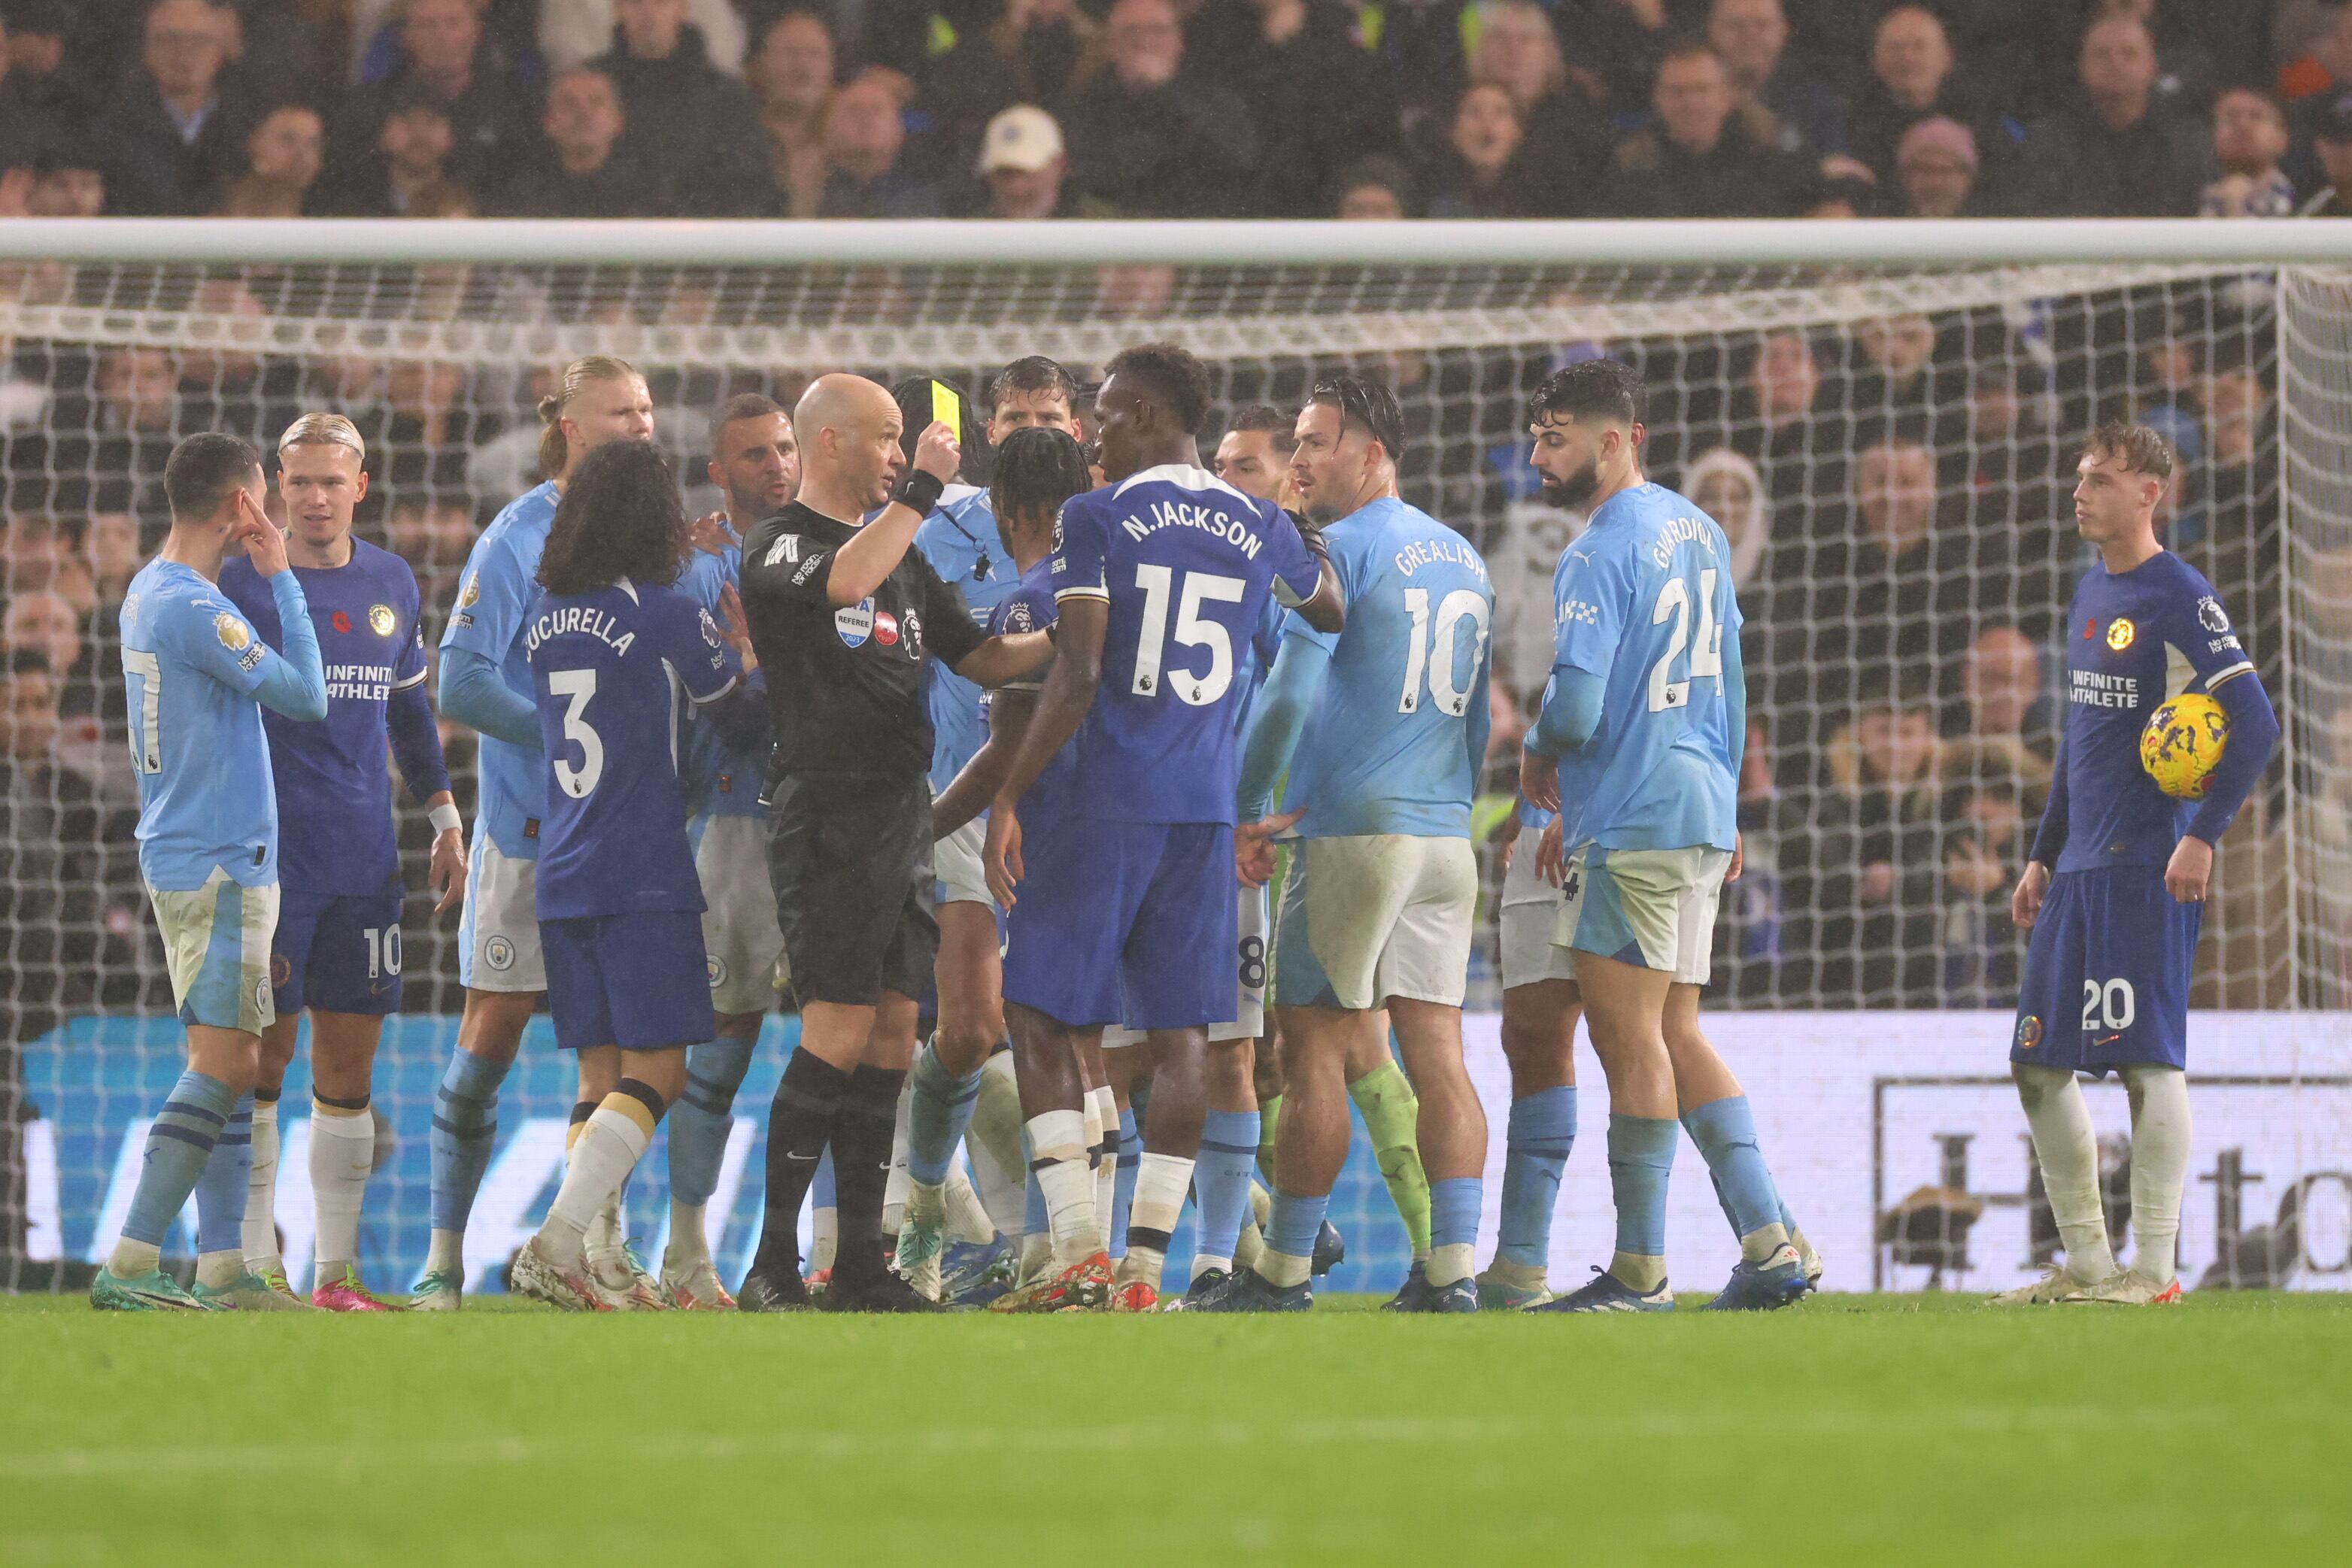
(1119, 499, 1270, 558)
(524, 605, 636, 657)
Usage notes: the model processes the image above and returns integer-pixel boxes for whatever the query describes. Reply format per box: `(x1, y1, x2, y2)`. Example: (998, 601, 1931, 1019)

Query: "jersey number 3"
(1647, 568, 1724, 713)
(549, 668, 605, 798)
(1132, 564, 1246, 706)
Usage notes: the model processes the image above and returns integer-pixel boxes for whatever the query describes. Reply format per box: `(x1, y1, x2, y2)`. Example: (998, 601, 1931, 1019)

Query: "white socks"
(966, 1051, 1027, 1239)
(1026, 1108, 1103, 1267)
(668, 1198, 711, 1267)
(1118, 1151, 1193, 1291)
(542, 1102, 653, 1269)
(945, 1160, 995, 1245)
(2016, 1065, 2117, 1284)
(243, 1096, 282, 1265)
(1081, 1089, 1112, 1242)
(309, 1098, 375, 1278)
(882, 1078, 914, 1238)
(1429, 1242, 1477, 1289)
(2122, 1066, 2191, 1286)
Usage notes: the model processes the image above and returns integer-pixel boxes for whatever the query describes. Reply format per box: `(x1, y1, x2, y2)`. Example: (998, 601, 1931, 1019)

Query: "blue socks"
(1499, 1086, 1577, 1269)
(1192, 1108, 1259, 1270)
(1109, 1106, 1141, 1260)
(193, 1093, 253, 1256)
(120, 1069, 238, 1251)
(1260, 1187, 1330, 1287)
(906, 1042, 984, 1188)
(429, 1047, 509, 1234)
(1428, 1175, 1482, 1287)
(668, 1037, 754, 1206)
(1682, 1096, 1792, 1263)
(1606, 1113, 1678, 1291)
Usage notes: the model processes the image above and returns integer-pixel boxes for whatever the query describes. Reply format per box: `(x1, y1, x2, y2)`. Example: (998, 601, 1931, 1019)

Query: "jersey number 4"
(1131, 564, 1246, 706)
(1397, 587, 1490, 716)
(1647, 568, 1725, 713)
(548, 668, 605, 797)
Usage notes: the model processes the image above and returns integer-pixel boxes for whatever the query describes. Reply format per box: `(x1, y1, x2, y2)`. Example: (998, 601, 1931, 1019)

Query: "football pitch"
(4, 1293, 2347, 1566)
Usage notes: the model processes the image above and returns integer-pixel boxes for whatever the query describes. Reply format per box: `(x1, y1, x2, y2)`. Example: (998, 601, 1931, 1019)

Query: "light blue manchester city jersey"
(440, 481, 558, 858)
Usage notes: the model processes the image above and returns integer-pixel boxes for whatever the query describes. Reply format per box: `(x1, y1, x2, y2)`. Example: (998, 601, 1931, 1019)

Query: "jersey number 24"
(1648, 568, 1725, 713)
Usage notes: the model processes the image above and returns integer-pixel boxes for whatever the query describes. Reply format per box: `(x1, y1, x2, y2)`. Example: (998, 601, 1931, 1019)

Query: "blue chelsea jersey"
(1049, 464, 1322, 824)
(1549, 483, 1742, 854)
(677, 542, 772, 819)
(221, 540, 426, 896)
(2052, 552, 2253, 873)
(441, 481, 558, 858)
(1279, 498, 1493, 839)
(916, 485, 1021, 795)
(525, 578, 742, 920)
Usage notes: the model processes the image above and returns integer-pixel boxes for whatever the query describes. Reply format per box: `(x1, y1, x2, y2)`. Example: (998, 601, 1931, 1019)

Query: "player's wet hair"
(891, 376, 984, 469)
(1527, 358, 1647, 430)
(163, 432, 262, 523)
(1106, 341, 1212, 436)
(2080, 420, 2174, 485)
(990, 426, 1092, 532)
(706, 392, 787, 463)
(1308, 374, 1407, 462)
(537, 354, 643, 481)
(1227, 404, 1297, 456)
(988, 356, 1081, 420)
(536, 439, 690, 596)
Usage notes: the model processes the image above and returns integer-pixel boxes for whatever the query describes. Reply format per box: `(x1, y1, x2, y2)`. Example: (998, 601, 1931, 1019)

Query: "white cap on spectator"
(979, 106, 1064, 174)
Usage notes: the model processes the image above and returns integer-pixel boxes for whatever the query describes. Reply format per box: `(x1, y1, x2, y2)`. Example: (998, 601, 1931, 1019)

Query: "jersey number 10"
(1397, 587, 1490, 716)
(1648, 568, 1725, 714)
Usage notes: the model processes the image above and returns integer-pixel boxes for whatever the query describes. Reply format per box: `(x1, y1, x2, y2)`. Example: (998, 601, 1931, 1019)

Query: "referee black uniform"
(738, 497, 987, 1009)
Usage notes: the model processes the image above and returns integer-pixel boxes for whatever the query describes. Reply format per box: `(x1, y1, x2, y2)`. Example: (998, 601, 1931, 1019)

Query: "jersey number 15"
(1648, 568, 1724, 714)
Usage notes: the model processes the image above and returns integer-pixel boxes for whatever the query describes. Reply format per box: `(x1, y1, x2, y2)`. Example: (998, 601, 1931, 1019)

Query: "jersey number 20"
(1648, 568, 1725, 713)
(548, 668, 605, 797)
(1397, 587, 1490, 716)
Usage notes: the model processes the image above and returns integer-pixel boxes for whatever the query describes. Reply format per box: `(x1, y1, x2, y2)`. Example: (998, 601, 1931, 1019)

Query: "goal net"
(2, 223, 2345, 1294)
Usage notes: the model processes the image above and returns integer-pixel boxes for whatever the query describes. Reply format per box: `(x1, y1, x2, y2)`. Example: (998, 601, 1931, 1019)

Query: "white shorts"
(1554, 842, 1733, 987)
(933, 816, 994, 908)
(1275, 834, 1476, 1011)
(1499, 821, 1576, 990)
(694, 813, 788, 1015)
(150, 868, 278, 1035)
(456, 834, 545, 993)
(1103, 880, 1267, 1048)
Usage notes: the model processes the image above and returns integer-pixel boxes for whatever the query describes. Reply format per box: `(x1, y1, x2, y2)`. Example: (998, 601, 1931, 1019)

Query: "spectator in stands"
(385, 492, 480, 609)
(542, 0, 744, 78)
(496, 63, 663, 216)
(817, 73, 942, 217)
(0, 511, 62, 593)
(1841, 430, 1976, 679)
(1334, 153, 1416, 218)
(1709, 0, 1846, 159)
(1850, 313, 1948, 435)
(2296, 90, 2352, 212)
(1845, 6, 1994, 190)
(1932, 736, 2046, 1005)
(2284, 5, 2352, 190)
(1368, 0, 1470, 130)
(746, 8, 835, 219)
(1574, 0, 1676, 119)
(23, 139, 105, 217)
(1466, 0, 1609, 215)
(1191, 0, 1401, 217)
(360, 359, 492, 492)
(1892, 116, 1986, 217)
(2023, 13, 2213, 215)
(1422, 83, 1536, 217)
(2203, 84, 2299, 215)
(972, 105, 1103, 220)
(0, 2, 94, 135)
(2, 590, 83, 708)
(333, 85, 470, 216)
(590, 0, 773, 217)
(927, 0, 1097, 173)
(82, 509, 142, 608)
(1682, 444, 1771, 594)
(90, 0, 257, 214)
(1955, 624, 2055, 757)
(1592, 40, 1810, 217)
(327, 0, 539, 212)
(1058, 0, 1258, 217)
(215, 101, 325, 217)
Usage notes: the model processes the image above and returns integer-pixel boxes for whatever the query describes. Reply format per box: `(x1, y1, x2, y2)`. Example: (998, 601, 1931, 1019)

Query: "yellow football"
(2140, 692, 2230, 800)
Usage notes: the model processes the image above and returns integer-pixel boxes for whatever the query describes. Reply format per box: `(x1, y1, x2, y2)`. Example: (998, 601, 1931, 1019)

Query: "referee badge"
(369, 603, 397, 637)
(2106, 617, 2135, 651)
(835, 598, 875, 648)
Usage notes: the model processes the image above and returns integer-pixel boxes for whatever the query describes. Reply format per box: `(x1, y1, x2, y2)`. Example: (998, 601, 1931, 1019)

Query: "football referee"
(736, 372, 1052, 1312)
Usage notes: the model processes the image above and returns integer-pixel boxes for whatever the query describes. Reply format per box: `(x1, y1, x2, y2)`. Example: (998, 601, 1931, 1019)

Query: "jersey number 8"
(548, 668, 605, 797)
(1648, 568, 1725, 713)
(1397, 587, 1490, 716)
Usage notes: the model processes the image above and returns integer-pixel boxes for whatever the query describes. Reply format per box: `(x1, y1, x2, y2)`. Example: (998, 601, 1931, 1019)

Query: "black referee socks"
(828, 1066, 908, 1290)
(751, 1049, 853, 1276)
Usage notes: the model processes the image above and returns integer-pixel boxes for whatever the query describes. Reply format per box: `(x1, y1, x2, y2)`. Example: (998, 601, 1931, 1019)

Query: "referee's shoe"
(826, 1268, 951, 1313)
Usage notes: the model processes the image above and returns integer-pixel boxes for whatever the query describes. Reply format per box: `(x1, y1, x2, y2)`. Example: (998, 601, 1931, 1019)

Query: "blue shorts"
(1002, 817, 1237, 1032)
(272, 887, 405, 1018)
(542, 909, 714, 1053)
(2011, 866, 2202, 1074)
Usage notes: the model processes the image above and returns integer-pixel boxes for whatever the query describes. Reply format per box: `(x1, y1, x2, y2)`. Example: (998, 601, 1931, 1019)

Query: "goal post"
(1, 220, 2344, 1292)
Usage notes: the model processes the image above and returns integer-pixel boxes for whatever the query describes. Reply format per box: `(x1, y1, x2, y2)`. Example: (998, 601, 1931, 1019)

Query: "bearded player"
(1995, 423, 2277, 1307)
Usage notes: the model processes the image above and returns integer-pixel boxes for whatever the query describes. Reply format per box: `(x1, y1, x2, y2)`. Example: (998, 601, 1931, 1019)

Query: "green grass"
(5, 1292, 2349, 1566)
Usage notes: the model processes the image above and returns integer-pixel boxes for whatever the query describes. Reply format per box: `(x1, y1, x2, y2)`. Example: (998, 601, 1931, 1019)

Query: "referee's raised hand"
(912, 420, 961, 481)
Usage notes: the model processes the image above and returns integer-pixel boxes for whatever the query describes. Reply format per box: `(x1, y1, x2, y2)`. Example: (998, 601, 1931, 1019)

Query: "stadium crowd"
(4, 0, 2352, 220)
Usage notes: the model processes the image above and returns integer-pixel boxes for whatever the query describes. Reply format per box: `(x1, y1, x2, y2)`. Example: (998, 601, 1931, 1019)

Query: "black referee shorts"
(766, 772, 938, 1009)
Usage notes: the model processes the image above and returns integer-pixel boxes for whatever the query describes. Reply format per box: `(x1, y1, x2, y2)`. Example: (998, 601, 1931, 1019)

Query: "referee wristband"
(428, 803, 463, 836)
(893, 470, 945, 517)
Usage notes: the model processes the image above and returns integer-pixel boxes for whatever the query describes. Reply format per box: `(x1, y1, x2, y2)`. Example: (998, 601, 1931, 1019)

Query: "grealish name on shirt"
(1394, 536, 1489, 579)
(324, 663, 397, 701)
(1121, 500, 1268, 558)
(525, 605, 635, 657)
(2069, 669, 2139, 708)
